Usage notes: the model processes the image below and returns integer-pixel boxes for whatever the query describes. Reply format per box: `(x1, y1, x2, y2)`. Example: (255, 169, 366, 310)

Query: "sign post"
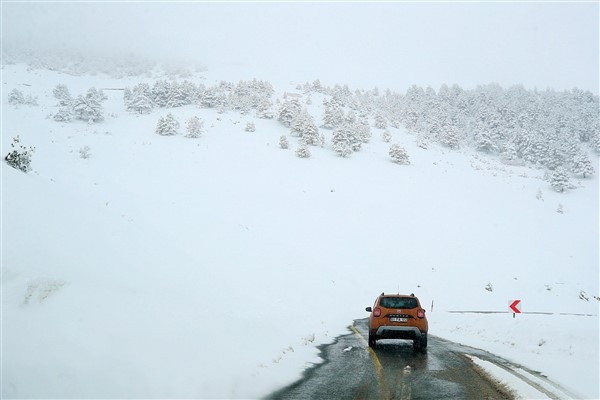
(509, 299, 522, 318)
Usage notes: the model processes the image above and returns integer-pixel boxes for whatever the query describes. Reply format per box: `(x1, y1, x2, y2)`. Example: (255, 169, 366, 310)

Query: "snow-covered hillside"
(2, 64, 598, 398)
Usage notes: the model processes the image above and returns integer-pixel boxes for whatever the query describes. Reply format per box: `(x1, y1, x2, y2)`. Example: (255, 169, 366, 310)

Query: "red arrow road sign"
(509, 299, 522, 313)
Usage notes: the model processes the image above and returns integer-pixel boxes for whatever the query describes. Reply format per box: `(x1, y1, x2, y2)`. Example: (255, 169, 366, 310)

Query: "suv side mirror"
(365, 307, 372, 312)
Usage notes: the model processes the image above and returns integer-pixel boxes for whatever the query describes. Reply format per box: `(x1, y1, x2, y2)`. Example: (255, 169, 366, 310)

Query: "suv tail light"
(373, 308, 381, 317)
(417, 309, 425, 318)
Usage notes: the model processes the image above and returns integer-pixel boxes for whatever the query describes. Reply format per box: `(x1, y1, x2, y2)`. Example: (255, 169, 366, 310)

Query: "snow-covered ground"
(2, 64, 598, 399)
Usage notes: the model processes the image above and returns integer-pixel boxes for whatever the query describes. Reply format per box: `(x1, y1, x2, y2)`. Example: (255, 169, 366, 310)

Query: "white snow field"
(2, 64, 598, 399)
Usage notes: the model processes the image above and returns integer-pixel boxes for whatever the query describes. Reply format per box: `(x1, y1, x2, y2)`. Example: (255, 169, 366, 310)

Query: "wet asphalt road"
(267, 318, 515, 400)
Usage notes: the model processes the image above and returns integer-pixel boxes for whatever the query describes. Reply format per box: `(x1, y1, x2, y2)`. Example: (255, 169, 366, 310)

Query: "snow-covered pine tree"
(179, 80, 198, 105)
(166, 82, 187, 108)
(389, 144, 410, 165)
(128, 84, 153, 114)
(155, 113, 180, 136)
(79, 145, 91, 159)
(572, 152, 595, 178)
(416, 136, 428, 149)
(439, 124, 460, 149)
(152, 80, 170, 108)
(53, 106, 73, 122)
(256, 98, 274, 119)
(346, 120, 363, 151)
(123, 87, 133, 109)
(185, 116, 203, 138)
(333, 140, 352, 158)
(245, 121, 256, 132)
(53, 84, 72, 106)
(356, 116, 371, 144)
(321, 99, 344, 129)
(382, 130, 392, 143)
(501, 140, 519, 165)
(374, 112, 387, 129)
(72, 88, 104, 123)
(296, 143, 311, 158)
(86, 87, 107, 103)
(277, 98, 301, 128)
(279, 135, 289, 149)
(332, 117, 364, 154)
(199, 86, 218, 108)
(291, 108, 319, 145)
(474, 129, 495, 153)
(550, 166, 571, 192)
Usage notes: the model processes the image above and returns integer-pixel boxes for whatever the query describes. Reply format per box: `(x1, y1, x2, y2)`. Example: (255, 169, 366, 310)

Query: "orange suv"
(365, 293, 428, 350)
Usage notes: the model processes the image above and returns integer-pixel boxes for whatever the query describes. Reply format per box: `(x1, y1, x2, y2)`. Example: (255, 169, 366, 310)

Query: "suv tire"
(413, 336, 427, 352)
(368, 335, 376, 347)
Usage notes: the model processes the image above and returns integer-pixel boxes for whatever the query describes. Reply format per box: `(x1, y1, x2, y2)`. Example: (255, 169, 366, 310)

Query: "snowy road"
(268, 318, 576, 400)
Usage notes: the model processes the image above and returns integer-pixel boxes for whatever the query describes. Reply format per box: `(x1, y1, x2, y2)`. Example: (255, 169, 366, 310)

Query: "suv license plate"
(390, 317, 407, 322)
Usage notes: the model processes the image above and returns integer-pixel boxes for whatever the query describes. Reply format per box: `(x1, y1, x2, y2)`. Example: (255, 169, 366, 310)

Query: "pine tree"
(245, 121, 256, 132)
(501, 140, 519, 164)
(166, 82, 187, 108)
(53, 106, 73, 122)
(72, 88, 104, 123)
(185, 116, 203, 138)
(572, 152, 595, 178)
(279, 135, 289, 149)
(333, 141, 352, 158)
(550, 166, 571, 192)
(374, 112, 387, 129)
(475, 130, 495, 153)
(322, 99, 344, 129)
(155, 113, 180, 136)
(277, 99, 301, 128)
(382, 130, 392, 143)
(439, 124, 460, 149)
(179, 80, 198, 105)
(389, 144, 410, 165)
(356, 116, 371, 144)
(53, 84, 72, 106)
(332, 122, 353, 154)
(291, 108, 319, 145)
(128, 84, 153, 114)
(296, 143, 311, 158)
(152, 80, 170, 107)
(256, 98, 274, 119)
(123, 87, 133, 109)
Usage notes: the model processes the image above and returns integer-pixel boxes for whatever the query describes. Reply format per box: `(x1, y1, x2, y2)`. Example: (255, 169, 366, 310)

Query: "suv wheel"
(413, 339, 420, 351)
(413, 336, 427, 352)
(368, 334, 376, 347)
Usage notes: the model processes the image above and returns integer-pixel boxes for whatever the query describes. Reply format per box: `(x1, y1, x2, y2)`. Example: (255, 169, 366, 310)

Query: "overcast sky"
(3, 2, 598, 93)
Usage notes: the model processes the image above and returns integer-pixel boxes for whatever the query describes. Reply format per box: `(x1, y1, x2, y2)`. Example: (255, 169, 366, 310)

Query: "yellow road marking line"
(351, 324, 390, 399)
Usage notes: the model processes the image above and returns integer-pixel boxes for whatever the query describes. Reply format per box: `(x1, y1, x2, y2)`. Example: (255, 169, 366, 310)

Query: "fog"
(3, 2, 598, 93)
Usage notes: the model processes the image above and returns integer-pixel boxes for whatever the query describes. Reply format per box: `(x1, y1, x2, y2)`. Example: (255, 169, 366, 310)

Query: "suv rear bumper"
(374, 326, 425, 339)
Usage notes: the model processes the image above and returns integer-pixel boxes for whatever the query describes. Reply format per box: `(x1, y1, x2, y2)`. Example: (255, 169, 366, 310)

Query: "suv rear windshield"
(379, 297, 418, 309)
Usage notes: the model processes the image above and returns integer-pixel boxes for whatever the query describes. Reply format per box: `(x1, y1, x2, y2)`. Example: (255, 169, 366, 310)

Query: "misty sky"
(2, 2, 598, 93)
